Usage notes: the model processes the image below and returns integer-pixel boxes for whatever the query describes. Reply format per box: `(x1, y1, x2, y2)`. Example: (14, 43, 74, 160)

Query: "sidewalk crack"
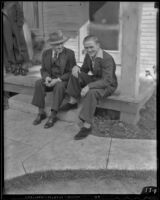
(21, 161, 27, 174)
(106, 137, 112, 169)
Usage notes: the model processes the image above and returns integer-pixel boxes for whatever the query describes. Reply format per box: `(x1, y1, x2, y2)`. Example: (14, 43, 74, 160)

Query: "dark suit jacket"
(40, 47, 76, 82)
(81, 50, 118, 97)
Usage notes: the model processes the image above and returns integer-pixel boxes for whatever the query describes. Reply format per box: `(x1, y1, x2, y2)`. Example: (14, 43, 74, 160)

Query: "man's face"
(51, 42, 64, 53)
(84, 40, 100, 58)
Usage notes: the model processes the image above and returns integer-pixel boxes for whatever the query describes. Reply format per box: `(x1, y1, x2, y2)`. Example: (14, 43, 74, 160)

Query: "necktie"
(91, 57, 95, 71)
(52, 52, 58, 64)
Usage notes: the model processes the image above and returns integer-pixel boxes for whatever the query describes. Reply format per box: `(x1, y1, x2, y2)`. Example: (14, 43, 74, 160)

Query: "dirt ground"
(5, 170, 156, 194)
(92, 88, 156, 140)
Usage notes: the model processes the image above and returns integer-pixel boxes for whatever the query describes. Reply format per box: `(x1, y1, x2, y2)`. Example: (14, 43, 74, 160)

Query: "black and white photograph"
(2, 1, 157, 198)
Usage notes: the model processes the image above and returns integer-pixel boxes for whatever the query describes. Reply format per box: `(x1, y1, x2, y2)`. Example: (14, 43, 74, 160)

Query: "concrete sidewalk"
(4, 107, 157, 180)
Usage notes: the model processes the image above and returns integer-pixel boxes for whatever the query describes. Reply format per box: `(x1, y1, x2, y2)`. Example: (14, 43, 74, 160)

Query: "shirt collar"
(96, 48, 103, 59)
(52, 47, 65, 58)
(89, 48, 103, 61)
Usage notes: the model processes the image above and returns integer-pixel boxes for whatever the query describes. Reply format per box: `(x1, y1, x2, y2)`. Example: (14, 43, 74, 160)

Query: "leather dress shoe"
(60, 103, 78, 111)
(20, 68, 29, 76)
(74, 127, 92, 140)
(44, 116, 57, 129)
(5, 64, 12, 73)
(33, 113, 47, 125)
(13, 64, 21, 76)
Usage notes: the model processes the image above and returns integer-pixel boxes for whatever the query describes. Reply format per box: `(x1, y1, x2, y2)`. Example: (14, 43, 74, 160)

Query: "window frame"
(79, 2, 122, 65)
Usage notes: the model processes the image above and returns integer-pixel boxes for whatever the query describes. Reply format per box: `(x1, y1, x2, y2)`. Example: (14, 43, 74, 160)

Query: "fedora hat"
(47, 30, 69, 45)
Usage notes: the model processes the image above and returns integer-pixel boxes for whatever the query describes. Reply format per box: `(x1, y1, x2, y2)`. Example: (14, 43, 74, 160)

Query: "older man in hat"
(60, 35, 118, 140)
(32, 30, 76, 128)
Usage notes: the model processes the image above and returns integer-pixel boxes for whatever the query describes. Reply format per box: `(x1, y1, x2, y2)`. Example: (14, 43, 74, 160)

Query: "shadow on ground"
(4, 169, 157, 194)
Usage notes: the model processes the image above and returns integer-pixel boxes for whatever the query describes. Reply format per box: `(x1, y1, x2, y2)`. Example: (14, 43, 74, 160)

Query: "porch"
(3, 2, 156, 124)
(4, 64, 155, 124)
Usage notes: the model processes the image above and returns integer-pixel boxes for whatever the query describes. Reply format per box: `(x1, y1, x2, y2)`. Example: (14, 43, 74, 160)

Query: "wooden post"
(79, 2, 89, 62)
(120, 2, 142, 99)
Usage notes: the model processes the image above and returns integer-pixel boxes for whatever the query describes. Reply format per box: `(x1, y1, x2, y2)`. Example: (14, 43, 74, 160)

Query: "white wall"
(140, 2, 157, 73)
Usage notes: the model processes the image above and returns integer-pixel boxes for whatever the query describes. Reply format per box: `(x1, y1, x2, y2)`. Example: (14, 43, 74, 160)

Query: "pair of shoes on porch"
(74, 127, 92, 140)
(14, 64, 29, 76)
(60, 103, 78, 111)
(33, 113, 47, 125)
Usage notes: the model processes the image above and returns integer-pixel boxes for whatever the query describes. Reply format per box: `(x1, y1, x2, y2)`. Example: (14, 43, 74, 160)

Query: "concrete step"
(9, 93, 82, 123)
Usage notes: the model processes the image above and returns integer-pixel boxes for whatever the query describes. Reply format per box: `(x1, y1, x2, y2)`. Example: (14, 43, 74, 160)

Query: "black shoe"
(74, 127, 92, 140)
(44, 116, 57, 129)
(13, 65, 21, 76)
(60, 103, 78, 111)
(21, 68, 29, 76)
(33, 113, 47, 125)
(5, 64, 13, 73)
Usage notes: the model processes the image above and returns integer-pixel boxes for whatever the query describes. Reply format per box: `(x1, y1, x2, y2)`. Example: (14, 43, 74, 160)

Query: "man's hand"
(81, 85, 89, 97)
(72, 65, 81, 78)
(45, 77, 52, 87)
(48, 78, 62, 87)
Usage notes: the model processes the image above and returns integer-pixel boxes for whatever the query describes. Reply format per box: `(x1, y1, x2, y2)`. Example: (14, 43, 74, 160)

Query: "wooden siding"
(42, 1, 89, 61)
(140, 2, 157, 72)
(23, 2, 157, 69)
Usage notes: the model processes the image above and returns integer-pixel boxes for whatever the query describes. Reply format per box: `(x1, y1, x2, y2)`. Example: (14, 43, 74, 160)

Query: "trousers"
(32, 79, 67, 111)
(66, 72, 105, 124)
(3, 15, 17, 65)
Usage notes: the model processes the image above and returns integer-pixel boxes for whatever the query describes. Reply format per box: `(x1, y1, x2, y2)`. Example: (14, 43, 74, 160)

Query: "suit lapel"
(44, 48, 67, 75)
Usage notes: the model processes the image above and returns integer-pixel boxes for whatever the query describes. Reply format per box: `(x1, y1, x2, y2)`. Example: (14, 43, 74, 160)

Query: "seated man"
(60, 35, 118, 140)
(32, 30, 76, 128)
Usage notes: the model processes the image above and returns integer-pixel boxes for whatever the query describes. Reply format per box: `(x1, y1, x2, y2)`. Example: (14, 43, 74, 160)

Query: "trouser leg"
(3, 17, 16, 64)
(31, 79, 52, 108)
(66, 72, 93, 99)
(79, 89, 103, 124)
(51, 81, 67, 111)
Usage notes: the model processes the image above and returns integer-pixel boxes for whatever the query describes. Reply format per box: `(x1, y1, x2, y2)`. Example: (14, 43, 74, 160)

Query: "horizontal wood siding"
(140, 2, 157, 73)
(42, 2, 89, 62)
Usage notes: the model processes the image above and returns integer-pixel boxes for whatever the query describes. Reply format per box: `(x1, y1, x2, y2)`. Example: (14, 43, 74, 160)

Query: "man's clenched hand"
(72, 65, 81, 78)
(45, 77, 52, 87)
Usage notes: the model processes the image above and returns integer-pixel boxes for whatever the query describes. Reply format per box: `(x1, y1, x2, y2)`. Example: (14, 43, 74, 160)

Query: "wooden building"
(22, 1, 157, 71)
(4, 2, 157, 124)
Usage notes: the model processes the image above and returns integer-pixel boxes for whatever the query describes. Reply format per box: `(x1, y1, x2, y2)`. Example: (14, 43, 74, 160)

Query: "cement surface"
(4, 108, 157, 181)
(4, 109, 111, 179)
(9, 93, 82, 123)
(107, 138, 157, 170)
(23, 135, 111, 173)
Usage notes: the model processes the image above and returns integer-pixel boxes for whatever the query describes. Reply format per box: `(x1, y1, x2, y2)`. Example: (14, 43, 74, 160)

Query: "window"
(89, 1, 120, 51)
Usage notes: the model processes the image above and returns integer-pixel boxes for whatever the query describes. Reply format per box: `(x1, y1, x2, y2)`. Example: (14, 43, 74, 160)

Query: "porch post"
(120, 2, 142, 99)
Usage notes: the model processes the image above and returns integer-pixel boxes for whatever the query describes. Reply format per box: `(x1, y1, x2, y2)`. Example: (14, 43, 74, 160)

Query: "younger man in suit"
(60, 35, 118, 140)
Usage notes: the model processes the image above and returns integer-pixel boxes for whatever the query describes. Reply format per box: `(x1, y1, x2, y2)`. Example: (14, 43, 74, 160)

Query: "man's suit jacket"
(41, 47, 76, 82)
(81, 50, 118, 97)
